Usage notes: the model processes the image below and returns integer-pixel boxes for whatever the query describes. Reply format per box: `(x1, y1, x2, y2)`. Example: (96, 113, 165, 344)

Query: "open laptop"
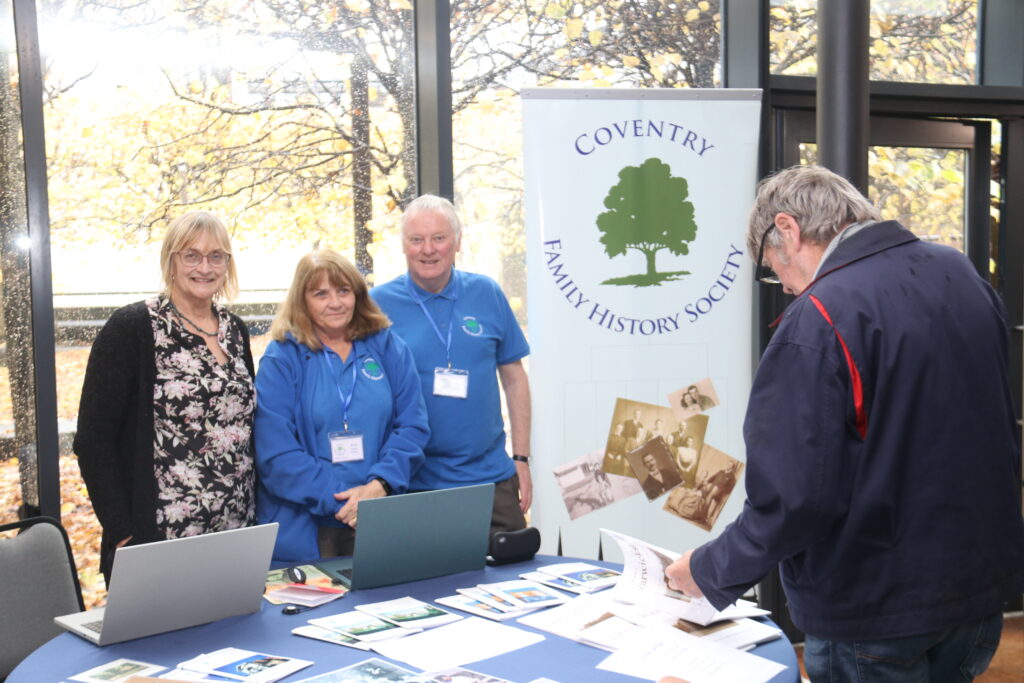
(55, 523, 278, 646)
(317, 483, 494, 590)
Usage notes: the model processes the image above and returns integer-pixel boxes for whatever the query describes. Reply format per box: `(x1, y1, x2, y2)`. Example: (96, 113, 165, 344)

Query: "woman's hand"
(333, 479, 387, 527)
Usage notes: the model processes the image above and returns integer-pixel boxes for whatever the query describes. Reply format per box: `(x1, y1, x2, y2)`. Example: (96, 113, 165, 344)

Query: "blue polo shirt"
(371, 269, 529, 489)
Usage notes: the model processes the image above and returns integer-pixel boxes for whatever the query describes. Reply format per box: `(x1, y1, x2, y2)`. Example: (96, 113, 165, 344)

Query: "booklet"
(309, 611, 421, 642)
(291, 624, 371, 650)
(70, 658, 166, 683)
(473, 580, 569, 610)
(291, 657, 430, 683)
(424, 667, 514, 683)
(355, 596, 462, 629)
(435, 594, 534, 621)
(536, 562, 621, 591)
(177, 648, 312, 683)
(519, 570, 590, 594)
(455, 586, 538, 614)
(601, 528, 769, 626)
(264, 566, 347, 607)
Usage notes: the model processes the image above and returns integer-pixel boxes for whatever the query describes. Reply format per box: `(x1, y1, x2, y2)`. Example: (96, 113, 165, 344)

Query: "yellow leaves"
(565, 17, 583, 40)
(80, 127, 94, 138)
(622, 55, 640, 68)
(698, 1, 710, 11)
(544, 4, 566, 19)
(344, 0, 368, 12)
(188, 80, 203, 94)
(588, 30, 603, 47)
(685, 9, 700, 22)
(390, 0, 412, 10)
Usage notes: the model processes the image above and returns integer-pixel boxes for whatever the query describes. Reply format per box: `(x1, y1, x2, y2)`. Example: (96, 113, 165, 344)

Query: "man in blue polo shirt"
(371, 194, 532, 532)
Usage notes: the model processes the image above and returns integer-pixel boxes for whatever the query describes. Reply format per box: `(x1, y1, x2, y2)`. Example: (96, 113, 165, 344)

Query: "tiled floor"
(794, 613, 1023, 682)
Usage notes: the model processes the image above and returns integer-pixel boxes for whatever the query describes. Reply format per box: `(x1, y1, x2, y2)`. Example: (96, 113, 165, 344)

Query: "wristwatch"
(373, 476, 393, 495)
(512, 454, 530, 464)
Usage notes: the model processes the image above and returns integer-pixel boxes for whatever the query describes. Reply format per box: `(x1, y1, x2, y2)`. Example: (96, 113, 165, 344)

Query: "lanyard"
(405, 271, 459, 368)
(322, 346, 357, 430)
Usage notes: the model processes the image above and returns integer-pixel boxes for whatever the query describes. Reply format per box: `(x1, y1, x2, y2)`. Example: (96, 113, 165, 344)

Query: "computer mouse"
(286, 566, 306, 584)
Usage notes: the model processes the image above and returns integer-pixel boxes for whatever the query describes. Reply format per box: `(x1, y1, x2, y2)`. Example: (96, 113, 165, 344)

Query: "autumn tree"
(596, 158, 697, 287)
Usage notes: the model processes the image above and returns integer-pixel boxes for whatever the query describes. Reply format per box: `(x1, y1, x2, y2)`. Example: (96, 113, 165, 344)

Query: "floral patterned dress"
(148, 296, 256, 538)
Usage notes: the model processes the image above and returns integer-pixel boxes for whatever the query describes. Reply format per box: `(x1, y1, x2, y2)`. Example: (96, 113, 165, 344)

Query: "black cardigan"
(73, 300, 255, 582)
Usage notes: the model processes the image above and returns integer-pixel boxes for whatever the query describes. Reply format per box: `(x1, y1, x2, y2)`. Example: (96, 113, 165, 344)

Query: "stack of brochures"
(263, 565, 347, 608)
(294, 597, 460, 649)
(435, 577, 571, 621)
(172, 647, 313, 682)
(519, 561, 621, 594)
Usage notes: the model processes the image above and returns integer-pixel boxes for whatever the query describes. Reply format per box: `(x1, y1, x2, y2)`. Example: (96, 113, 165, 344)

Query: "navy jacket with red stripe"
(692, 220, 1024, 640)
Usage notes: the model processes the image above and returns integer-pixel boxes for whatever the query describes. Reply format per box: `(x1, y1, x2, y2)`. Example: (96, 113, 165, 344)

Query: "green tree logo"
(596, 158, 698, 287)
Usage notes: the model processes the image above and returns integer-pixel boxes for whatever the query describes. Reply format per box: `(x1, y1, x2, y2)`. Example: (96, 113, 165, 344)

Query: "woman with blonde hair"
(255, 248, 428, 562)
(76, 211, 256, 585)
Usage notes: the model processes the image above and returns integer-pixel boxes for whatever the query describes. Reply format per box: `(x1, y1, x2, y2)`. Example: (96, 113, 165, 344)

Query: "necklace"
(169, 299, 219, 337)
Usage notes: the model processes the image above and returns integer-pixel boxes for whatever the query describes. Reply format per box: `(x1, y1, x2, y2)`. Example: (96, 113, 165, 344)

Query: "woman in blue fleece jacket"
(255, 249, 429, 562)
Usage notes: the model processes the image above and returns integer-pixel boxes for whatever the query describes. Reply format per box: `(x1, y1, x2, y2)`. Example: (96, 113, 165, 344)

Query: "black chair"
(0, 516, 84, 680)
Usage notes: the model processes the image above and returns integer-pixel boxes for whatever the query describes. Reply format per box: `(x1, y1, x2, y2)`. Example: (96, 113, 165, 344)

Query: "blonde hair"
(160, 211, 239, 301)
(270, 249, 389, 349)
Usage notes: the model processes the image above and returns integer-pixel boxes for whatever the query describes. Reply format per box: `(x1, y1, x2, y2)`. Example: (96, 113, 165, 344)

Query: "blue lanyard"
(405, 271, 459, 368)
(322, 346, 357, 430)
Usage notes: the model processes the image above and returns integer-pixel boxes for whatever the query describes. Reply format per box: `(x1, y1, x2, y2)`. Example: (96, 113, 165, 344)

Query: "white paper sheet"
(596, 624, 787, 683)
(370, 616, 545, 672)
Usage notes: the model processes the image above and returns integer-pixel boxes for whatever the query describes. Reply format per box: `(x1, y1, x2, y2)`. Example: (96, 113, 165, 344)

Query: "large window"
(770, 0, 979, 84)
(38, 0, 416, 606)
(451, 0, 723, 317)
(0, 2, 40, 528)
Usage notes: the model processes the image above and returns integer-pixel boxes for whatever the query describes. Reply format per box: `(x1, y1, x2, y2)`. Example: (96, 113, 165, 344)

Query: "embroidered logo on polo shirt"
(361, 357, 385, 380)
(461, 316, 484, 336)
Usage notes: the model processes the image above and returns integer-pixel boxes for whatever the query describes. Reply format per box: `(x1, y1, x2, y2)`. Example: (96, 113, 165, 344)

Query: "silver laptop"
(55, 523, 278, 646)
(318, 484, 494, 590)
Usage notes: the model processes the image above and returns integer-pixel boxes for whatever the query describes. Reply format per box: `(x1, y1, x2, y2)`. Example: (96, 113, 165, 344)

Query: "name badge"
(329, 431, 364, 463)
(434, 367, 469, 399)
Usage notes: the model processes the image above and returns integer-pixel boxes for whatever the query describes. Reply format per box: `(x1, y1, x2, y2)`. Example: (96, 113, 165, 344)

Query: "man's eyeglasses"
(177, 250, 231, 268)
(755, 225, 781, 285)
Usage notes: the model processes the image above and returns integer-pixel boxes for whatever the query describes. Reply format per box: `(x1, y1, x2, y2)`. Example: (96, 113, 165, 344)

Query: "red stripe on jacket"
(809, 294, 868, 438)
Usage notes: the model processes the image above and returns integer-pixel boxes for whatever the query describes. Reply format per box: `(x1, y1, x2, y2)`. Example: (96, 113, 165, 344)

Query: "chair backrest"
(0, 516, 84, 679)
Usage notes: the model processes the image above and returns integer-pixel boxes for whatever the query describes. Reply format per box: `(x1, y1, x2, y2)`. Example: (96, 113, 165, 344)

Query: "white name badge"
(329, 431, 365, 463)
(433, 367, 469, 399)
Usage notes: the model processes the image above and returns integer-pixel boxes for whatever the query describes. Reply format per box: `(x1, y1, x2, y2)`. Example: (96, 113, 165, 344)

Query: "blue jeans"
(804, 613, 1003, 682)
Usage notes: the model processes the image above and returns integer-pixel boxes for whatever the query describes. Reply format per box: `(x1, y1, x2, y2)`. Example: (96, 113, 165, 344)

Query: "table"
(10, 555, 798, 682)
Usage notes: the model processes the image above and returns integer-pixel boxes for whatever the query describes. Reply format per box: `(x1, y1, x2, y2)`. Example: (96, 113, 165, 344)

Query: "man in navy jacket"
(665, 165, 1024, 681)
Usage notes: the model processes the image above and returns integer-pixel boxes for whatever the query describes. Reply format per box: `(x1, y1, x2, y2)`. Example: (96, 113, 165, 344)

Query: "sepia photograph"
(603, 397, 694, 478)
(626, 437, 683, 501)
(663, 443, 744, 531)
(668, 378, 721, 421)
(553, 449, 642, 519)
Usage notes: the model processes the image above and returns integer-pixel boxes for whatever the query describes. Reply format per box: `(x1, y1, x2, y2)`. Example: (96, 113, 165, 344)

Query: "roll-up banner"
(523, 88, 762, 560)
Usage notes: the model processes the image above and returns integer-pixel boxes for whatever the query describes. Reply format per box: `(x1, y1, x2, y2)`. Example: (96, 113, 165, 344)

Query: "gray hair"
(401, 194, 462, 240)
(746, 165, 881, 258)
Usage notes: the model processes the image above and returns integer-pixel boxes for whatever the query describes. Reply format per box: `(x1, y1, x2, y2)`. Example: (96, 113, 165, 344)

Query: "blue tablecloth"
(10, 555, 798, 682)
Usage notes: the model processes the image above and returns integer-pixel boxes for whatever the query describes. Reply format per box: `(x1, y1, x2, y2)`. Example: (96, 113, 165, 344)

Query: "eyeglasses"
(755, 225, 781, 285)
(177, 250, 231, 268)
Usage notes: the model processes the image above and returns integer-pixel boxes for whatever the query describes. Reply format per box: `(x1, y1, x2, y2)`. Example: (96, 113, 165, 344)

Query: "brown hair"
(160, 211, 239, 300)
(270, 249, 389, 349)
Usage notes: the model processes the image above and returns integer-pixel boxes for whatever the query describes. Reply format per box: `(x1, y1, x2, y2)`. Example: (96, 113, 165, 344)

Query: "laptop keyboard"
(83, 620, 104, 633)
